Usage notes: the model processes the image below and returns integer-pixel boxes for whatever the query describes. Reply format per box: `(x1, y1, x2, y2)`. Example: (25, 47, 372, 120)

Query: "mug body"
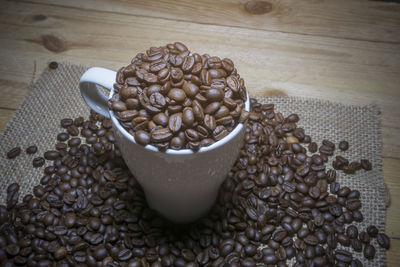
(79, 66, 249, 223)
(110, 110, 246, 223)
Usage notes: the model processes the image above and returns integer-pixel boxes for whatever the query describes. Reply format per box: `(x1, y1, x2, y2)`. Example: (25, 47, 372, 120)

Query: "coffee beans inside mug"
(109, 42, 248, 151)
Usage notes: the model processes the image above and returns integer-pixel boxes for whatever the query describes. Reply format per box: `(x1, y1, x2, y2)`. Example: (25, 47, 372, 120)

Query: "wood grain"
(0, 109, 16, 131)
(384, 158, 400, 237)
(0, 0, 399, 265)
(1, 0, 399, 158)
(24, 0, 400, 43)
(387, 239, 400, 266)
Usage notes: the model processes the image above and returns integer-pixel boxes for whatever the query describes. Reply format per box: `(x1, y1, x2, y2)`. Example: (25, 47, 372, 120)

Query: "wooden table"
(0, 0, 399, 264)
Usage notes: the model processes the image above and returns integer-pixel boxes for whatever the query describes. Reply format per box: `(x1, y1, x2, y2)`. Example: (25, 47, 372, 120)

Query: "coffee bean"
(346, 199, 361, 211)
(32, 157, 45, 167)
(322, 139, 335, 149)
(166, 136, 182, 150)
(61, 118, 73, 128)
(5, 244, 20, 256)
(167, 88, 185, 103)
(263, 254, 277, 264)
(359, 231, 370, 244)
(360, 159, 372, 171)
(351, 238, 363, 252)
(377, 233, 390, 249)
(26, 145, 38, 154)
(329, 204, 343, 217)
(351, 259, 363, 267)
(6, 147, 21, 159)
(118, 248, 132, 261)
(309, 186, 320, 199)
(306, 142, 317, 153)
(64, 213, 76, 228)
(181, 82, 199, 98)
(49, 61, 58, 69)
(346, 225, 358, 239)
(168, 112, 183, 133)
(304, 235, 318, 246)
(134, 130, 151, 146)
(364, 244, 375, 259)
(339, 140, 349, 151)
(57, 133, 70, 142)
(54, 246, 67, 260)
(67, 137, 81, 147)
(151, 128, 173, 143)
(204, 114, 217, 132)
(338, 234, 350, 246)
(366, 225, 379, 237)
(335, 249, 352, 263)
(44, 150, 60, 160)
(348, 212, 361, 224)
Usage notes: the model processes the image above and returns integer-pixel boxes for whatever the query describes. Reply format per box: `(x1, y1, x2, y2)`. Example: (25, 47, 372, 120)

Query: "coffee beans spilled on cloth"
(1, 98, 390, 266)
(109, 42, 248, 151)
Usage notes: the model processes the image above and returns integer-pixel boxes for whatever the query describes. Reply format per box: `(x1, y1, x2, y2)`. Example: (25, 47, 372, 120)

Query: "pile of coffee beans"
(1, 98, 390, 266)
(109, 42, 248, 151)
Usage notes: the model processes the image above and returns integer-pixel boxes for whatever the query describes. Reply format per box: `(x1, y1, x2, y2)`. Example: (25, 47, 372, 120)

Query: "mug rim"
(109, 87, 250, 155)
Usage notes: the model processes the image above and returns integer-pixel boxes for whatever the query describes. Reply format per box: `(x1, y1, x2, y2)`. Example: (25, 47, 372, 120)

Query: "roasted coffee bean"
(360, 159, 372, 171)
(351, 210, 363, 222)
(308, 142, 318, 153)
(351, 259, 363, 267)
(304, 235, 318, 246)
(347, 190, 360, 199)
(118, 248, 132, 261)
(54, 246, 67, 260)
(359, 231, 370, 244)
(364, 244, 376, 259)
(377, 233, 390, 249)
(339, 140, 349, 151)
(182, 82, 199, 98)
(67, 137, 81, 147)
(346, 225, 358, 239)
(305, 246, 315, 259)
(6, 244, 20, 256)
(335, 249, 352, 263)
(322, 139, 335, 150)
(135, 130, 151, 146)
(151, 128, 173, 143)
(6, 147, 21, 159)
(366, 225, 379, 237)
(263, 254, 278, 264)
(49, 61, 58, 69)
(44, 150, 60, 160)
(26, 145, 38, 154)
(61, 118, 73, 128)
(338, 234, 350, 246)
(351, 238, 363, 252)
(329, 204, 343, 217)
(33, 157, 45, 167)
(57, 132, 70, 141)
(169, 112, 183, 132)
(345, 199, 361, 211)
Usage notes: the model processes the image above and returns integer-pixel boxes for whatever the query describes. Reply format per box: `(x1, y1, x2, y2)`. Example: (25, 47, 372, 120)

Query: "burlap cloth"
(0, 63, 388, 266)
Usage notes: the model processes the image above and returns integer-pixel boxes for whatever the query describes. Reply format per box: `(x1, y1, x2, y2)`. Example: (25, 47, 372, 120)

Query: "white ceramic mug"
(79, 67, 250, 223)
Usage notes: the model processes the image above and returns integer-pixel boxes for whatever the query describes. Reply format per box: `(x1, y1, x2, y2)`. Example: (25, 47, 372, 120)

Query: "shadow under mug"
(79, 67, 250, 223)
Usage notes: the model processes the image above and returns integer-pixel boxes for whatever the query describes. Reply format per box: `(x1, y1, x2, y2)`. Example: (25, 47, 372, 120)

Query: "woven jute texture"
(0, 63, 387, 266)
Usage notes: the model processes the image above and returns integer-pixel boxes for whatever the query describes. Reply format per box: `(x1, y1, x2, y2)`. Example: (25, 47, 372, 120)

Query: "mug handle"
(79, 67, 117, 118)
